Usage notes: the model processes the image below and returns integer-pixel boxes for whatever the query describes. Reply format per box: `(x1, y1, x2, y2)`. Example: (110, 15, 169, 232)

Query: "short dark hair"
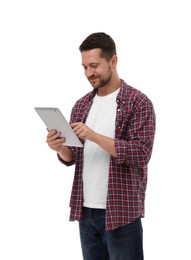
(79, 32, 117, 60)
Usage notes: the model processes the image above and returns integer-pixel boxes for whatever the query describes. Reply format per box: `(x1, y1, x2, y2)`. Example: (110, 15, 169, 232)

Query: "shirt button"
(117, 108, 120, 112)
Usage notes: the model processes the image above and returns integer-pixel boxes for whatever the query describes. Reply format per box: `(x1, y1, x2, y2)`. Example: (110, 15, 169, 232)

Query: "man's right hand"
(46, 129, 73, 162)
(46, 130, 66, 152)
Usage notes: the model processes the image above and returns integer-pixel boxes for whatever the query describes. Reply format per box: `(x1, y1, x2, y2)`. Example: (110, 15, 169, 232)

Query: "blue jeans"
(79, 207, 144, 260)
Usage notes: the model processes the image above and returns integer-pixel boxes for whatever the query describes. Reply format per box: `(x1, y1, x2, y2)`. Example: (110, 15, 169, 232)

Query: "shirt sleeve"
(114, 98, 156, 167)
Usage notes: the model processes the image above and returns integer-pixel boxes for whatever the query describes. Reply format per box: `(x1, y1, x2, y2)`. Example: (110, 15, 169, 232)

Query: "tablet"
(34, 107, 83, 147)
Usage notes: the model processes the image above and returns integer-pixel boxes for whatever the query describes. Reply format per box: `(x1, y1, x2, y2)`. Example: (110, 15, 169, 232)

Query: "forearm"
(57, 145, 73, 162)
(92, 133, 117, 158)
(71, 122, 117, 157)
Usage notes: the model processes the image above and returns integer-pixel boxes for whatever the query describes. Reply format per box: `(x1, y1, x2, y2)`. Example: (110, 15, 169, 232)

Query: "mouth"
(89, 77, 99, 83)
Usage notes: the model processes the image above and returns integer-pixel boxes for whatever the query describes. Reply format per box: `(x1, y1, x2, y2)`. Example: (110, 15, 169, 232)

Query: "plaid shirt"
(58, 80, 156, 231)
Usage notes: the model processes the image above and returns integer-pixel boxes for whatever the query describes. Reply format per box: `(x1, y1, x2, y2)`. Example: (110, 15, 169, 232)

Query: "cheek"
(85, 70, 99, 78)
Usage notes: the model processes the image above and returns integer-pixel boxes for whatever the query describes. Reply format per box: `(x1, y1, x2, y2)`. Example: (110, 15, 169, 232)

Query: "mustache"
(88, 76, 99, 81)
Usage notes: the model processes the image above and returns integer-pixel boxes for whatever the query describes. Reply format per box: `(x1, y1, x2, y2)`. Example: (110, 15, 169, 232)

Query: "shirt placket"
(115, 99, 124, 138)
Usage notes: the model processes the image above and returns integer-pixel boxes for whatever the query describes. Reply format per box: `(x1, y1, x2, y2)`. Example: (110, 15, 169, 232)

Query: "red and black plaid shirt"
(58, 80, 156, 231)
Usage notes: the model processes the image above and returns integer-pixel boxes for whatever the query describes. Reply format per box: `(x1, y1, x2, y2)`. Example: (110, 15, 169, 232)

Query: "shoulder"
(119, 80, 154, 109)
(70, 90, 95, 121)
(74, 90, 95, 107)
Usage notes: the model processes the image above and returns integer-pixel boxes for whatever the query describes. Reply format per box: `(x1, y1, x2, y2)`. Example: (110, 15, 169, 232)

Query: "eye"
(91, 64, 98, 69)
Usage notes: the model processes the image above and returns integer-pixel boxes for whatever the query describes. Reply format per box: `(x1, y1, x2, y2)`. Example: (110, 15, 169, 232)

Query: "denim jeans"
(79, 207, 144, 260)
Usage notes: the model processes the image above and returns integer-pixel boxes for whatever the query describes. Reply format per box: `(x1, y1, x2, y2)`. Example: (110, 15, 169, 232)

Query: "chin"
(90, 81, 99, 88)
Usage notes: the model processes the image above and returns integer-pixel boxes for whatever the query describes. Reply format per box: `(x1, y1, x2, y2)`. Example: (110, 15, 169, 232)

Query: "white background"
(0, 0, 191, 259)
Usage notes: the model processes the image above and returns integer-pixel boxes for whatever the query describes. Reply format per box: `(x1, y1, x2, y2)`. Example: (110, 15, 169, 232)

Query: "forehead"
(81, 48, 105, 65)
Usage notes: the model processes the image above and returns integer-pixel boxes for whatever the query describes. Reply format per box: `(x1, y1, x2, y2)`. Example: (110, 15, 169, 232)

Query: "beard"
(88, 68, 112, 89)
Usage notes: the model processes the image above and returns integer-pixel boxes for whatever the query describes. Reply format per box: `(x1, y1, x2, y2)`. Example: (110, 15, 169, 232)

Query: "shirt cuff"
(114, 139, 127, 165)
(57, 153, 75, 166)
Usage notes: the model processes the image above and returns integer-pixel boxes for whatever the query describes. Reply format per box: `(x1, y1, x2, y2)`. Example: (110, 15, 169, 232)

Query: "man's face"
(81, 48, 114, 90)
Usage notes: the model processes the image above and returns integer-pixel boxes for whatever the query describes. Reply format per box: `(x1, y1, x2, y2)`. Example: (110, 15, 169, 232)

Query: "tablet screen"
(34, 107, 83, 147)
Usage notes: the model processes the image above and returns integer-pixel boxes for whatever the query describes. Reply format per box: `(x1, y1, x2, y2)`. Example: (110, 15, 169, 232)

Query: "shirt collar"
(116, 79, 129, 105)
(87, 79, 128, 104)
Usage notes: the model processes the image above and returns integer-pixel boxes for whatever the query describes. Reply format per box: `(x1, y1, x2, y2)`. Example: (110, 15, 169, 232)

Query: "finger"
(49, 137, 65, 144)
(70, 122, 83, 129)
(47, 130, 58, 138)
(72, 126, 81, 135)
(74, 127, 83, 136)
(71, 123, 83, 132)
(47, 132, 61, 143)
(70, 123, 78, 128)
(47, 136, 65, 146)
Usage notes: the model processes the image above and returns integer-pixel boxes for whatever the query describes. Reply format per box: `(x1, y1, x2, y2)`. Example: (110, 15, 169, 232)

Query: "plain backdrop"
(0, 0, 191, 259)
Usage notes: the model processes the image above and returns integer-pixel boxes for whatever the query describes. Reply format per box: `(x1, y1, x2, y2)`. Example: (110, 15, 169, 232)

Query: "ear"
(110, 55, 118, 68)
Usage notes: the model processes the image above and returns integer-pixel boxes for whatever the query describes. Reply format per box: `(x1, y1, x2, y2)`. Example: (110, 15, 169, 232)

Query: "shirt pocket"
(115, 105, 132, 139)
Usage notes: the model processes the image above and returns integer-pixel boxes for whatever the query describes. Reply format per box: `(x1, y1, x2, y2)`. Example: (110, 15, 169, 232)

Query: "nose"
(85, 67, 94, 78)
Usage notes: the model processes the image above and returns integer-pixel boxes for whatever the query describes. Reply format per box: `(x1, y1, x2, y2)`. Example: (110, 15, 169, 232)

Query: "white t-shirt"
(83, 88, 119, 209)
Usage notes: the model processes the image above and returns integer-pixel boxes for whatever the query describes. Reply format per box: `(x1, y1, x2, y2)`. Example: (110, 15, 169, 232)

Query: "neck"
(97, 77, 121, 96)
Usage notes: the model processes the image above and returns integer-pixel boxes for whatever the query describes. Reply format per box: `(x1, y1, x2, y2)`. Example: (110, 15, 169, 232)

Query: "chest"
(85, 95, 117, 137)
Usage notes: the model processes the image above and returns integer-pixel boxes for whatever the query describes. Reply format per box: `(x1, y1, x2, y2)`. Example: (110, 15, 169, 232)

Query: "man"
(46, 32, 156, 260)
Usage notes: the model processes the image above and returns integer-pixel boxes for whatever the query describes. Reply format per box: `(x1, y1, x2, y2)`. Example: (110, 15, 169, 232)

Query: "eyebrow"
(82, 62, 99, 67)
